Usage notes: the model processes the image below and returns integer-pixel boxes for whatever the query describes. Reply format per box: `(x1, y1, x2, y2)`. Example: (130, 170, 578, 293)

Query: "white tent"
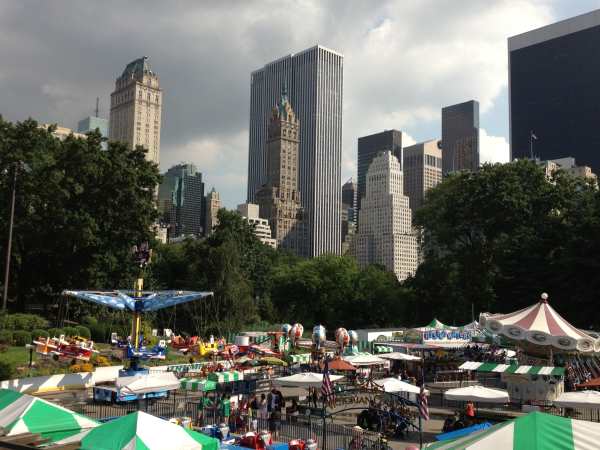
(373, 377, 428, 395)
(378, 352, 421, 361)
(116, 372, 180, 395)
(444, 385, 509, 403)
(555, 391, 600, 409)
(273, 372, 344, 388)
(343, 354, 387, 366)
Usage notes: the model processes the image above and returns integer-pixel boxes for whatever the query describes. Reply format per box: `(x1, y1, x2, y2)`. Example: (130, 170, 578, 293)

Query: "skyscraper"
(77, 116, 108, 150)
(355, 151, 418, 281)
(237, 203, 277, 249)
(441, 100, 479, 175)
(158, 164, 205, 240)
(356, 130, 403, 215)
(247, 45, 344, 257)
(509, 10, 600, 173)
(205, 187, 221, 235)
(255, 88, 307, 256)
(341, 178, 356, 253)
(109, 56, 162, 164)
(403, 140, 443, 211)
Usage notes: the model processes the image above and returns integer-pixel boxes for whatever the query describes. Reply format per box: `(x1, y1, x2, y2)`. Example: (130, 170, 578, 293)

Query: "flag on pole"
(418, 385, 429, 421)
(321, 359, 335, 407)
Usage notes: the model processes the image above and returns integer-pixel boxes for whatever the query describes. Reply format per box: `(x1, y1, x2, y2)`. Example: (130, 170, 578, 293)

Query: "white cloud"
(480, 128, 510, 164)
(0, 0, 558, 206)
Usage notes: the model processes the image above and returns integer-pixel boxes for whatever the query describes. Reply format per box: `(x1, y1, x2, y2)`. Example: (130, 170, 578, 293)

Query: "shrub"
(31, 329, 49, 340)
(0, 313, 48, 331)
(47, 328, 64, 338)
(0, 360, 15, 381)
(63, 327, 77, 338)
(75, 326, 91, 340)
(0, 331, 13, 345)
(69, 364, 81, 373)
(13, 331, 32, 346)
(93, 355, 111, 367)
(80, 363, 94, 372)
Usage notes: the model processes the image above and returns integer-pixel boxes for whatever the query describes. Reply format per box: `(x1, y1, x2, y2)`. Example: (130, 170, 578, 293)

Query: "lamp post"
(2, 165, 18, 311)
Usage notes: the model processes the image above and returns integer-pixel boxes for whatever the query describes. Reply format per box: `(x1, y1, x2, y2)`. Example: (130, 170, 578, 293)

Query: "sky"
(1, 0, 599, 208)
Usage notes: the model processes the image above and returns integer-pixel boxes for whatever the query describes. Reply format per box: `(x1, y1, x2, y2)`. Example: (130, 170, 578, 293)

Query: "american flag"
(418, 385, 429, 421)
(321, 359, 335, 407)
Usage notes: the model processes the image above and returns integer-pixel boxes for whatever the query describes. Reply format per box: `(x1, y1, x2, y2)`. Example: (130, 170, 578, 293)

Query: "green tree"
(0, 118, 160, 314)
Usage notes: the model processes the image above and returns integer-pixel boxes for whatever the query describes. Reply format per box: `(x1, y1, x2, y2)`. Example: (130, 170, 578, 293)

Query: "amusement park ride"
(60, 243, 213, 402)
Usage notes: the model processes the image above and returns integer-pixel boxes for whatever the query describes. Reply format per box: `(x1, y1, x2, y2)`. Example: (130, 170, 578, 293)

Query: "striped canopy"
(480, 294, 599, 353)
(56, 411, 219, 450)
(207, 371, 243, 383)
(179, 378, 217, 392)
(289, 353, 311, 364)
(459, 361, 565, 376)
(426, 411, 600, 449)
(0, 389, 98, 442)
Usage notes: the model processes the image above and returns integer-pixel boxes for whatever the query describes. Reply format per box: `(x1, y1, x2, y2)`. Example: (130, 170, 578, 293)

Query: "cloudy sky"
(1, 1, 598, 208)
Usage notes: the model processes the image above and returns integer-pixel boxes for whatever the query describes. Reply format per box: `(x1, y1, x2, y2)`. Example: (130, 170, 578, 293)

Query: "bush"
(13, 331, 32, 346)
(0, 331, 13, 345)
(31, 329, 49, 340)
(75, 326, 91, 340)
(93, 355, 111, 367)
(0, 313, 48, 331)
(63, 327, 77, 338)
(0, 360, 14, 381)
(47, 328, 64, 338)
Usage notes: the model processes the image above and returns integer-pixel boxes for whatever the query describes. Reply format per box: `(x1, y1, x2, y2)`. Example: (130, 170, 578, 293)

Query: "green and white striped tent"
(459, 361, 565, 376)
(56, 411, 219, 450)
(289, 353, 311, 364)
(0, 388, 98, 442)
(179, 378, 217, 392)
(207, 371, 243, 383)
(374, 345, 393, 353)
(167, 362, 206, 373)
(426, 411, 600, 449)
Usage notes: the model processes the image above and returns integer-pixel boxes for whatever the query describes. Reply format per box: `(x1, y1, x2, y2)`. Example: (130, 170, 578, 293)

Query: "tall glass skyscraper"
(247, 45, 344, 257)
(509, 9, 600, 172)
(441, 100, 479, 175)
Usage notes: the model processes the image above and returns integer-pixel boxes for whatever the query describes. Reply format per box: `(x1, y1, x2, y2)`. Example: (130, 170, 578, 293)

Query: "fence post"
(322, 407, 327, 450)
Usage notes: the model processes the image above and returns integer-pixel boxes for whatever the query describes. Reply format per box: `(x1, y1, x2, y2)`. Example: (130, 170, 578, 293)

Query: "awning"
(180, 378, 217, 392)
(459, 361, 564, 376)
(289, 353, 311, 364)
(117, 372, 180, 395)
(444, 385, 509, 403)
(374, 345, 393, 353)
(274, 372, 344, 388)
(378, 352, 422, 361)
(554, 391, 600, 409)
(207, 371, 243, 383)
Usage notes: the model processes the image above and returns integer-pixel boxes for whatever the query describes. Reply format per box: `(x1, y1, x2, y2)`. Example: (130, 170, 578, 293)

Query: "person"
(259, 393, 269, 420)
(465, 401, 476, 420)
(286, 399, 299, 422)
(220, 394, 231, 425)
(442, 415, 456, 433)
(268, 387, 285, 412)
(310, 387, 318, 408)
(268, 409, 281, 440)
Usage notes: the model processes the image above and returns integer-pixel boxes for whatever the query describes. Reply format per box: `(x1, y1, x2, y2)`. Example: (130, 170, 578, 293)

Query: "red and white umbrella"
(480, 293, 599, 353)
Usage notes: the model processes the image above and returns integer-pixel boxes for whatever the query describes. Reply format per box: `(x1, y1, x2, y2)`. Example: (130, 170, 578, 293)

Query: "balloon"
(291, 323, 303, 340)
(335, 328, 349, 347)
(312, 325, 326, 344)
(281, 323, 292, 335)
(348, 330, 358, 344)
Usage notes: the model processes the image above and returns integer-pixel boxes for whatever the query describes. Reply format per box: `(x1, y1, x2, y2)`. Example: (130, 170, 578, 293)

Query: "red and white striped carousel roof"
(486, 294, 589, 339)
(480, 293, 599, 353)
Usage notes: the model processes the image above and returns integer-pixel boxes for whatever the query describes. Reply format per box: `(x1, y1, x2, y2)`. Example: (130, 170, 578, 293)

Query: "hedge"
(63, 327, 77, 338)
(47, 328, 64, 338)
(0, 360, 14, 381)
(0, 331, 13, 345)
(75, 326, 91, 340)
(31, 329, 49, 339)
(13, 331, 32, 346)
(0, 313, 48, 331)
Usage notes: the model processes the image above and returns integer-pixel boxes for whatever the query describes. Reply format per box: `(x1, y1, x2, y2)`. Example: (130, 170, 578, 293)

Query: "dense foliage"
(409, 160, 600, 329)
(0, 117, 161, 311)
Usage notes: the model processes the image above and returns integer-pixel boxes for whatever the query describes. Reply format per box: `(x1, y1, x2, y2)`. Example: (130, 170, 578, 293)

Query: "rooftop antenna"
(94, 97, 100, 118)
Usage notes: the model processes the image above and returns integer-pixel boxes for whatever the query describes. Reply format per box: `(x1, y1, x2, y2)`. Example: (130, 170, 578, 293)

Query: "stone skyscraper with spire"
(255, 87, 307, 256)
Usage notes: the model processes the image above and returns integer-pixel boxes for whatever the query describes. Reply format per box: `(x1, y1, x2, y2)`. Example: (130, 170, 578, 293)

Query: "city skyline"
(0, 1, 596, 208)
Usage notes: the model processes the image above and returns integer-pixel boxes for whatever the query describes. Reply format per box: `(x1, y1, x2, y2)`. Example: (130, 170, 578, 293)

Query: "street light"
(2, 162, 27, 312)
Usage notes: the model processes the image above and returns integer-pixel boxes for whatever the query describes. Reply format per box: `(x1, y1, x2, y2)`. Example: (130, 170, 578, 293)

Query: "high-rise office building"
(205, 188, 221, 235)
(441, 101, 479, 175)
(341, 178, 356, 253)
(255, 88, 307, 256)
(109, 56, 162, 164)
(77, 116, 108, 150)
(357, 130, 403, 215)
(247, 45, 343, 257)
(158, 164, 205, 240)
(237, 203, 277, 248)
(355, 151, 418, 281)
(40, 124, 87, 141)
(403, 140, 443, 211)
(509, 10, 600, 173)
